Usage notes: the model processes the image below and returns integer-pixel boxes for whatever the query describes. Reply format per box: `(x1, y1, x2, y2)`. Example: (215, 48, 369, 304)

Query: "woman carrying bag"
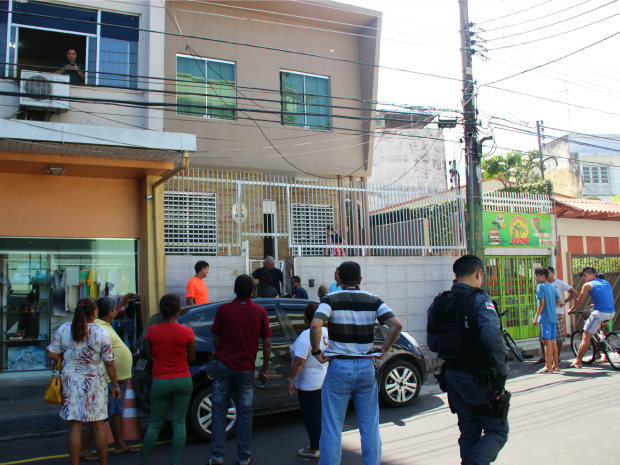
(47, 297, 121, 465)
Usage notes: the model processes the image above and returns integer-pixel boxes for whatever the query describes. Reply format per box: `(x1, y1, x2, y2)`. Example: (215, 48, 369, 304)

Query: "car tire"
(189, 386, 237, 442)
(379, 360, 421, 408)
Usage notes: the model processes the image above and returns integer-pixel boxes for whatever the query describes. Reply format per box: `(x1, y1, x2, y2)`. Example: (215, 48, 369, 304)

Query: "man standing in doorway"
(209, 275, 272, 465)
(291, 276, 309, 299)
(55, 47, 85, 83)
(186, 261, 209, 306)
(533, 266, 578, 366)
(251, 256, 284, 296)
(310, 261, 402, 465)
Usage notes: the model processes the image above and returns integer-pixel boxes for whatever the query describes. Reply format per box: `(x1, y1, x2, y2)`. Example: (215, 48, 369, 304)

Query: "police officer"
(427, 255, 509, 465)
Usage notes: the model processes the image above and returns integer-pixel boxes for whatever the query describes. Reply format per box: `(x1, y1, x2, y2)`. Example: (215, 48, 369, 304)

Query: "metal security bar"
(482, 191, 553, 214)
(164, 191, 218, 255)
(164, 169, 467, 259)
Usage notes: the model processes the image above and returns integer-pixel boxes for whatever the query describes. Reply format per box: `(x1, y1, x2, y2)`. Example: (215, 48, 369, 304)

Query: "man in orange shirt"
(186, 261, 209, 306)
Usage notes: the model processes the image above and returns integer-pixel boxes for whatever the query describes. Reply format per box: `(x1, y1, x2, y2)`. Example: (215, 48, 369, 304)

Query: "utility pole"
(459, 0, 484, 260)
(536, 120, 545, 179)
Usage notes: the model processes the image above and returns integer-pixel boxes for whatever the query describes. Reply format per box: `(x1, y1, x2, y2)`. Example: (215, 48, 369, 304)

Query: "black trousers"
(298, 388, 322, 450)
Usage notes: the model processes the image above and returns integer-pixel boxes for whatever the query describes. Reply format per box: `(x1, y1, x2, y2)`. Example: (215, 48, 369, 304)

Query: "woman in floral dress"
(47, 297, 121, 465)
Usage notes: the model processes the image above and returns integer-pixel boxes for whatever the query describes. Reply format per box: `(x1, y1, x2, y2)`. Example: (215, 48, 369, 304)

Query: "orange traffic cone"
(121, 379, 142, 441)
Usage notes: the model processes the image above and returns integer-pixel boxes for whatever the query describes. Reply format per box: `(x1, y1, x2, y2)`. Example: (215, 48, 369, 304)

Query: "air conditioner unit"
(20, 71, 70, 111)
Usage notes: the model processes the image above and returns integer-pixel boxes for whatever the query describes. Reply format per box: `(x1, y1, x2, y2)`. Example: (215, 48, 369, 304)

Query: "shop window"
(280, 70, 331, 131)
(176, 55, 236, 120)
(164, 191, 218, 255)
(7, 1, 139, 88)
(0, 238, 138, 373)
(291, 204, 334, 256)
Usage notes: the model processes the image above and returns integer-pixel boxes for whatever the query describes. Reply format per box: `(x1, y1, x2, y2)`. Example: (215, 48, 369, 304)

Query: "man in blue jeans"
(310, 261, 402, 465)
(210, 275, 272, 465)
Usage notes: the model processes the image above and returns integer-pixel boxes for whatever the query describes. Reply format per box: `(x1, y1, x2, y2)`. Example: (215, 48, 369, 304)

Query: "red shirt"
(146, 322, 195, 379)
(211, 298, 272, 372)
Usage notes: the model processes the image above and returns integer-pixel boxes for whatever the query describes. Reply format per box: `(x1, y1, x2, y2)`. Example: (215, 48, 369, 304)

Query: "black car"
(133, 298, 427, 441)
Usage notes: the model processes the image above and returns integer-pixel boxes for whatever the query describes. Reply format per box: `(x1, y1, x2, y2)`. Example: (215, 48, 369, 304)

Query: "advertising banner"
(483, 212, 552, 247)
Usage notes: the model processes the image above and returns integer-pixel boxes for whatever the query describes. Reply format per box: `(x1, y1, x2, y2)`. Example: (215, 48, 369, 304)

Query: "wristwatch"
(311, 348, 322, 356)
(287, 377, 294, 383)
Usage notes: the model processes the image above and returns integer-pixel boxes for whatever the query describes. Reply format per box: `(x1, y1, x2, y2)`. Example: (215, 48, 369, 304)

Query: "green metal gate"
(485, 256, 548, 340)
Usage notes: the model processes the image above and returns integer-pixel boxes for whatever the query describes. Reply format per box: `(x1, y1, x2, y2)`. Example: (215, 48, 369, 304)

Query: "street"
(2, 355, 618, 465)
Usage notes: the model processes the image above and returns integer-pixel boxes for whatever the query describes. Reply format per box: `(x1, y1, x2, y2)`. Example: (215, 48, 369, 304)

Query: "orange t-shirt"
(187, 276, 209, 304)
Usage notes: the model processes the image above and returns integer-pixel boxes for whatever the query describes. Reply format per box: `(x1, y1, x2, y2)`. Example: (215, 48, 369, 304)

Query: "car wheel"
(189, 386, 237, 441)
(379, 360, 421, 408)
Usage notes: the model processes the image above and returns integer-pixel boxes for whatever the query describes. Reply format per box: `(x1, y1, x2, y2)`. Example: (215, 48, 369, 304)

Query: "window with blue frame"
(5, 1, 139, 88)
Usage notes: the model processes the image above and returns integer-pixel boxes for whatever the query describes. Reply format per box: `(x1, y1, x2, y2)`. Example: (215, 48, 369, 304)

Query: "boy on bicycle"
(568, 267, 616, 368)
(533, 268, 562, 374)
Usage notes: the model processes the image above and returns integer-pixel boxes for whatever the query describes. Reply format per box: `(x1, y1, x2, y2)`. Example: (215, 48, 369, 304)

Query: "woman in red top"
(139, 294, 196, 465)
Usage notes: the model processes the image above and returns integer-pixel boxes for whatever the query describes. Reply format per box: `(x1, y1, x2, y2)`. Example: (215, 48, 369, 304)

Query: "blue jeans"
(446, 369, 509, 465)
(210, 360, 254, 464)
(319, 357, 381, 465)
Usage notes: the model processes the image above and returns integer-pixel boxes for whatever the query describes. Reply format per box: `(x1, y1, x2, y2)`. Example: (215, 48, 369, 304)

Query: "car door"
(253, 306, 296, 409)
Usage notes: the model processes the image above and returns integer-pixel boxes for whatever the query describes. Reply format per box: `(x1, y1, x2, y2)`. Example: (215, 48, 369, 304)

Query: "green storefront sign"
(483, 212, 552, 247)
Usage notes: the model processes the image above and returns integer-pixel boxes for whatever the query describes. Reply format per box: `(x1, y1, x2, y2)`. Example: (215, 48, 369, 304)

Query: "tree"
(481, 150, 553, 195)
(610, 193, 620, 203)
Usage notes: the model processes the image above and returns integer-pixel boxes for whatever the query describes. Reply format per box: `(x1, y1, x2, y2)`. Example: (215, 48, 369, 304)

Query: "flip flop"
(79, 456, 99, 462)
(114, 448, 141, 455)
(209, 460, 224, 465)
(536, 368, 552, 374)
(533, 358, 546, 365)
(567, 364, 582, 369)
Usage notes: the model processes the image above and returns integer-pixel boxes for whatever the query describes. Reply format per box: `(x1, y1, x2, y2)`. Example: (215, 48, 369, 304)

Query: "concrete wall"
(580, 153, 620, 200)
(369, 128, 447, 191)
(163, 1, 381, 177)
(293, 255, 455, 355)
(543, 137, 582, 198)
(165, 255, 247, 304)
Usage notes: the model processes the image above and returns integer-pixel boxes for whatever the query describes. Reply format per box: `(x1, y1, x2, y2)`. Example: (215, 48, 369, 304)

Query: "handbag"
(44, 354, 64, 405)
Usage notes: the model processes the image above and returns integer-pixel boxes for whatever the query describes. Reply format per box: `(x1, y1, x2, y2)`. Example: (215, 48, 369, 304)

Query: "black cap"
(453, 254, 484, 273)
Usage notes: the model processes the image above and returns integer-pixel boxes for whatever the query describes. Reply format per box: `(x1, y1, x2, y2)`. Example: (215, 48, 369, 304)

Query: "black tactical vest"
(427, 286, 490, 366)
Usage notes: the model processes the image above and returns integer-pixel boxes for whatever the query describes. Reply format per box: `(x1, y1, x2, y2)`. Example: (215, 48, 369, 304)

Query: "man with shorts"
(568, 267, 616, 368)
(534, 266, 578, 366)
(533, 268, 562, 374)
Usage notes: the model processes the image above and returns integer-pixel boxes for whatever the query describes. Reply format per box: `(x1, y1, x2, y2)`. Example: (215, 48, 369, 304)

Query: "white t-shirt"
(550, 278, 572, 315)
(289, 327, 329, 391)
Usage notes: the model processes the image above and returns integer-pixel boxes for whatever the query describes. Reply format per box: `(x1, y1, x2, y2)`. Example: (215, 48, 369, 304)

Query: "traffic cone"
(121, 379, 142, 441)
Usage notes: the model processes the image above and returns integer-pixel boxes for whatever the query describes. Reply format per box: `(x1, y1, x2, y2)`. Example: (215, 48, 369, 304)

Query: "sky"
(342, 0, 620, 172)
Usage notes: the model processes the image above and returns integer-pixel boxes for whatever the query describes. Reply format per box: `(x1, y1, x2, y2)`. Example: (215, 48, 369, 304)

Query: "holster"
(434, 363, 448, 393)
(477, 391, 511, 419)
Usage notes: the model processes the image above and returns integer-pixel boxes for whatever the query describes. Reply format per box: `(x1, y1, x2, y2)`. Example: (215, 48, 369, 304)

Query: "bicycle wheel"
(503, 331, 523, 362)
(571, 330, 596, 364)
(603, 332, 620, 371)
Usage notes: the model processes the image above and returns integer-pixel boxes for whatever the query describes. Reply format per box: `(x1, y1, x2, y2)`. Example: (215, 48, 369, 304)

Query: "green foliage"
(610, 193, 620, 203)
(481, 150, 556, 195)
(586, 196, 602, 200)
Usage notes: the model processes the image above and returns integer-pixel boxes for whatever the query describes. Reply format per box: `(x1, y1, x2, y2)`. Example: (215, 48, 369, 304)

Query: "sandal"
(209, 460, 224, 465)
(535, 368, 552, 374)
(298, 447, 320, 458)
(533, 357, 546, 365)
(79, 456, 99, 462)
(567, 364, 582, 369)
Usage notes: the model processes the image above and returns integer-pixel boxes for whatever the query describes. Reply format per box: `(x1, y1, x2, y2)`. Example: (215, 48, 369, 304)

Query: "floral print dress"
(48, 322, 115, 421)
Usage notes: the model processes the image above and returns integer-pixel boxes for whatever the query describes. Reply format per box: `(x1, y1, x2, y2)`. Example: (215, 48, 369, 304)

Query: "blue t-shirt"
(589, 278, 615, 313)
(536, 282, 560, 324)
(293, 287, 309, 299)
(328, 282, 342, 293)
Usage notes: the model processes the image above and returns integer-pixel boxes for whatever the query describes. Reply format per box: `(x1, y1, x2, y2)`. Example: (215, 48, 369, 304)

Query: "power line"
(481, 0, 592, 32)
(475, 1, 553, 25)
(484, 0, 617, 41)
(481, 29, 620, 86)
(485, 11, 620, 51)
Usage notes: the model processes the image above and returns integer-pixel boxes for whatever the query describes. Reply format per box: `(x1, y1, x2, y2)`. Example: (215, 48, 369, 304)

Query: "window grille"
(291, 204, 334, 256)
(582, 166, 591, 183)
(591, 167, 600, 183)
(600, 167, 609, 184)
(164, 191, 217, 255)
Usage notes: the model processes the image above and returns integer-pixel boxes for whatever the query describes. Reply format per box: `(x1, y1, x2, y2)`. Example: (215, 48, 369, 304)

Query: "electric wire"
(475, 1, 554, 25)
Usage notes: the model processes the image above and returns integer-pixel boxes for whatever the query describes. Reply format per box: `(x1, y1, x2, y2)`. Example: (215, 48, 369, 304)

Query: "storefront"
(483, 210, 554, 341)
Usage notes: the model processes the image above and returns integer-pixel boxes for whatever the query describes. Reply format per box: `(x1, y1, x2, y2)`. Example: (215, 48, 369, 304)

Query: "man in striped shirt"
(310, 261, 402, 465)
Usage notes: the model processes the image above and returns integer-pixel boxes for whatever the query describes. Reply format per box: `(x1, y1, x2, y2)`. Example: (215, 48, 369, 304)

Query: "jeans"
(298, 389, 322, 450)
(445, 369, 509, 465)
(319, 357, 381, 465)
(211, 360, 254, 464)
(140, 377, 193, 465)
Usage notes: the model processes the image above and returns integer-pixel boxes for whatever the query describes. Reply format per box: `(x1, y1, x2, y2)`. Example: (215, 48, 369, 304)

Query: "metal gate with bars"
(486, 255, 549, 340)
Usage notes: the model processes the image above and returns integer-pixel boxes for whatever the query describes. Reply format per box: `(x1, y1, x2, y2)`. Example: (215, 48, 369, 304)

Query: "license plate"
(135, 359, 147, 371)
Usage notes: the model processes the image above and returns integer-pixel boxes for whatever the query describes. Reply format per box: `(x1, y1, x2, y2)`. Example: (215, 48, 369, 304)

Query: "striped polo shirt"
(314, 289, 396, 356)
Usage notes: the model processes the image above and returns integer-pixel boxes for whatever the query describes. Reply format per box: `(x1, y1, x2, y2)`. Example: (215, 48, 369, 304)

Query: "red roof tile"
(555, 198, 620, 214)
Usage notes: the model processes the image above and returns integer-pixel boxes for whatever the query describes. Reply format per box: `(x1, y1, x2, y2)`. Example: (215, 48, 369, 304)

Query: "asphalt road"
(2, 355, 618, 465)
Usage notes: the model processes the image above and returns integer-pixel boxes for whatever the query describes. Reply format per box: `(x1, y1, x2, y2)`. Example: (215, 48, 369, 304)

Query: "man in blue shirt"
(568, 267, 616, 368)
(533, 268, 562, 374)
(291, 276, 309, 299)
(328, 267, 342, 293)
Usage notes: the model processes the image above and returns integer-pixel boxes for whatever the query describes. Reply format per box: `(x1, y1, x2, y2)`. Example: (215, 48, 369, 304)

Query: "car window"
(285, 309, 307, 336)
(137, 314, 161, 347)
(267, 310, 284, 339)
(186, 306, 220, 338)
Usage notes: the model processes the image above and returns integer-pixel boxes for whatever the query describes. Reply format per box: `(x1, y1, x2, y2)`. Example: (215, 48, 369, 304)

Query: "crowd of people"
(46, 254, 615, 465)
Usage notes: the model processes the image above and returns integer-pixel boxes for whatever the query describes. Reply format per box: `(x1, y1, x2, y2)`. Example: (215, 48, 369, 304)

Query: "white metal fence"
(164, 169, 467, 259)
(482, 191, 553, 214)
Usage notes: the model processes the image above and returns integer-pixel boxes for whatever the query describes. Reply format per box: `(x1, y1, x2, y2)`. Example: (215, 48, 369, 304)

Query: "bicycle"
(570, 310, 620, 371)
